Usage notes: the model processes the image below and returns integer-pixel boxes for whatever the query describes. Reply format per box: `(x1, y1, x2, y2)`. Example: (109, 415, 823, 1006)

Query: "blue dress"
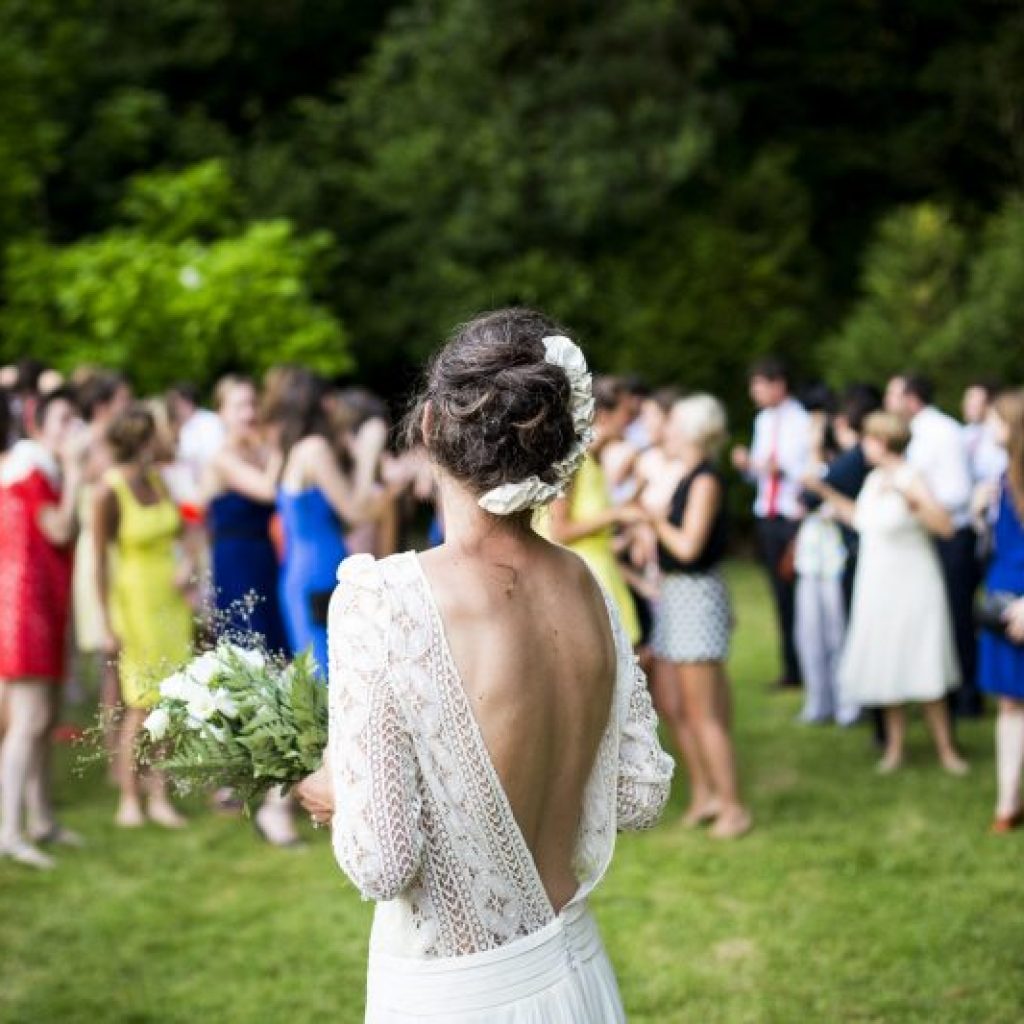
(978, 479, 1024, 699)
(277, 487, 348, 678)
(208, 492, 287, 655)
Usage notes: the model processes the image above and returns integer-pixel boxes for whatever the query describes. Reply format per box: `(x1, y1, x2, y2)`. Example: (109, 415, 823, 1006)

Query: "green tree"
(1, 163, 351, 393)
(932, 196, 1024, 389)
(821, 203, 967, 391)
(332, 0, 731, 375)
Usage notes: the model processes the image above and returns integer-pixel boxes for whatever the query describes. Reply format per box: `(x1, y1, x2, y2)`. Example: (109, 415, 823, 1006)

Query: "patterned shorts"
(651, 570, 732, 664)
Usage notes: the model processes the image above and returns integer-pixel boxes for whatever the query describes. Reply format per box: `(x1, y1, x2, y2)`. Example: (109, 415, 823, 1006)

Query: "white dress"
(327, 551, 674, 1023)
(839, 465, 960, 706)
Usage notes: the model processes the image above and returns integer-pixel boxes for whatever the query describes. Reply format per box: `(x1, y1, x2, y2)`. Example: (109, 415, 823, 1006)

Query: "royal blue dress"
(208, 492, 287, 655)
(277, 487, 348, 679)
(978, 479, 1024, 699)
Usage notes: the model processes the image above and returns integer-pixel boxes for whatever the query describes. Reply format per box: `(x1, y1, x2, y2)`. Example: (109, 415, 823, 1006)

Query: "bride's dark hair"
(405, 308, 579, 495)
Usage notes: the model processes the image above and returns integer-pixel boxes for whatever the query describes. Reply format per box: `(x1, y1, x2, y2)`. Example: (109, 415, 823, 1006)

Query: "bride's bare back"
(417, 534, 616, 912)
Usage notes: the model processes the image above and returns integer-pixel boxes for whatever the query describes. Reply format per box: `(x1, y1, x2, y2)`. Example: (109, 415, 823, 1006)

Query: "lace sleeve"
(617, 653, 675, 831)
(328, 554, 424, 900)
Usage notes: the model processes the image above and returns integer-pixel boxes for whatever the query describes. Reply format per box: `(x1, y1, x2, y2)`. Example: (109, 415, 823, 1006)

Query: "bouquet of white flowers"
(137, 642, 327, 810)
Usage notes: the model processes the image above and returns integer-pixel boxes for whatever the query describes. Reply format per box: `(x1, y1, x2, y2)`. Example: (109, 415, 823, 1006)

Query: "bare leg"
(0, 681, 55, 868)
(100, 656, 122, 783)
(657, 661, 716, 824)
(878, 706, 905, 773)
(679, 662, 751, 838)
(255, 786, 299, 846)
(116, 708, 147, 826)
(994, 698, 1024, 819)
(25, 686, 60, 838)
(922, 699, 969, 775)
(144, 771, 187, 828)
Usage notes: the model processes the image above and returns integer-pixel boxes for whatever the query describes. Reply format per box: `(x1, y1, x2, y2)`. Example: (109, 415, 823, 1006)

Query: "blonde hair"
(863, 411, 911, 455)
(672, 393, 728, 458)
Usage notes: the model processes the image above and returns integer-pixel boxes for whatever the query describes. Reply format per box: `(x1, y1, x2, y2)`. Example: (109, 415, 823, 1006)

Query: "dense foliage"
(1, 0, 1023, 401)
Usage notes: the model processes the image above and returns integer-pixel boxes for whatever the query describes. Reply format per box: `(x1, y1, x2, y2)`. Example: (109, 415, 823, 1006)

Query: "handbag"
(974, 591, 1021, 642)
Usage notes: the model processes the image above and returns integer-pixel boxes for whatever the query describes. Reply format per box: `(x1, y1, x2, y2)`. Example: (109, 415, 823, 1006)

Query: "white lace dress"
(327, 551, 674, 1023)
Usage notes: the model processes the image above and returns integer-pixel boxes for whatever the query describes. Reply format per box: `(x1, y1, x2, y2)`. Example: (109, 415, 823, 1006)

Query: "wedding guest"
(203, 375, 298, 846)
(975, 390, 1024, 832)
(732, 356, 810, 689)
(801, 384, 882, 739)
(272, 369, 383, 678)
(794, 387, 857, 726)
(94, 406, 193, 828)
(203, 376, 286, 652)
(806, 412, 966, 774)
(962, 379, 1007, 489)
(645, 395, 750, 838)
(69, 371, 132, 770)
(544, 376, 645, 647)
(886, 373, 980, 717)
(0, 388, 83, 869)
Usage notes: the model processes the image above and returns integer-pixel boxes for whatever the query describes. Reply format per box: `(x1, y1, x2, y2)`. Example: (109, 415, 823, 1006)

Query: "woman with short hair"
(806, 412, 966, 774)
(644, 394, 751, 839)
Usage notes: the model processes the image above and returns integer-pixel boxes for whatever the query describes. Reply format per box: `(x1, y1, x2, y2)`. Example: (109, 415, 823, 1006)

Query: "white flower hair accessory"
(478, 334, 595, 515)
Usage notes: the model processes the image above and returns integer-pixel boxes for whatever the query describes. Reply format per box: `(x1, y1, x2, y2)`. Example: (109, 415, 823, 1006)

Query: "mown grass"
(2, 562, 1020, 1023)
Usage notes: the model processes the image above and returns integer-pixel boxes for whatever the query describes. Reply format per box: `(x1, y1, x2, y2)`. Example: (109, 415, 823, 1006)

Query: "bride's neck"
(437, 475, 535, 559)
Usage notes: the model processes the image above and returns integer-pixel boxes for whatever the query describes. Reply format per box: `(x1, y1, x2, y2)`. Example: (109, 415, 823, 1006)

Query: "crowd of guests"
(0, 360, 432, 868)
(1, 351, 1023, 870)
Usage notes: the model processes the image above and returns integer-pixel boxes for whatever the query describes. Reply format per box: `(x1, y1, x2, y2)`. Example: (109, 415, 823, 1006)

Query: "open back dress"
(327, 551, 673, 1022)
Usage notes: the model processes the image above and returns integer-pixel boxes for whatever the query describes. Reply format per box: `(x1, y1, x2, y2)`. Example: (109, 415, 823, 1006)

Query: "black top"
(658, 461, 729, 574)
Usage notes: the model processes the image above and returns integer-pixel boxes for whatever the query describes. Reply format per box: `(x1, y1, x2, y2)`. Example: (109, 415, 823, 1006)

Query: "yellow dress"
(108, 469, 193, 709)
(536, 454, 641, 646)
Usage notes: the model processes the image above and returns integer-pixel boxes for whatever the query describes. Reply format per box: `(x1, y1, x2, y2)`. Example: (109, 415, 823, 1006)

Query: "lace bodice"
(327, 551, 673, 960)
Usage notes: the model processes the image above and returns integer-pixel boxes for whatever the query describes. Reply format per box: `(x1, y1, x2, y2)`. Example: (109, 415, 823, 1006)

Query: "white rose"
(186, 650, 223, 687)
(143, 707, 170, 741)
(160, 672, 202, 703)
(185, 688, 219, 721)
(212, 688, 239, 719)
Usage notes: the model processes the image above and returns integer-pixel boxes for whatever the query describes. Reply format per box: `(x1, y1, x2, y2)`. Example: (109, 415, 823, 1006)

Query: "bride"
(296, 308, 673, 1023)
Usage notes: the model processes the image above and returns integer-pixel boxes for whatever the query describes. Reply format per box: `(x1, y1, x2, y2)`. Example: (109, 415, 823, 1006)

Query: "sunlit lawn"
(2, 562, 1019, 1023)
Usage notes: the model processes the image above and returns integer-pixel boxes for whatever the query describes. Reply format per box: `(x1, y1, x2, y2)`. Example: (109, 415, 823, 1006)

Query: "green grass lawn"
(2, 561, 1021, 1023)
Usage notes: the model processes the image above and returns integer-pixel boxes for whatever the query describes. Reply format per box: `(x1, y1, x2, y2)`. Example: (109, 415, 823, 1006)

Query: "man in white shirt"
(733, 357, 811, 689)
(886, 373, 982, 717)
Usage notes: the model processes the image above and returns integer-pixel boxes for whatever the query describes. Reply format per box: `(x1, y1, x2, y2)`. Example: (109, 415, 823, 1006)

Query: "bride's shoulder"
(336, 550, 419, 588)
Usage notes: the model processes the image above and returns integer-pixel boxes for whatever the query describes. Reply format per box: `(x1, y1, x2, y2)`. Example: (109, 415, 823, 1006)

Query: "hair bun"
(407, 308, 580, 500)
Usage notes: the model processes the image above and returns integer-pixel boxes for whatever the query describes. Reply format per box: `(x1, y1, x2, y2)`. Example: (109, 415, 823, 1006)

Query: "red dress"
(0, 443, 74, 682)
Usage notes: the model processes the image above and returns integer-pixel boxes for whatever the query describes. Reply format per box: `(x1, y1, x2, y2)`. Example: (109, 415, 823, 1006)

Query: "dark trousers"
(936, 526, 983, 718)
(755, 516, 802, 686)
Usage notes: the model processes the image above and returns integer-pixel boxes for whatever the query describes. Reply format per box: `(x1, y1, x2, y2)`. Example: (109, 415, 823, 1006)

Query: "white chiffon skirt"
(364, 901, 626, 1023)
